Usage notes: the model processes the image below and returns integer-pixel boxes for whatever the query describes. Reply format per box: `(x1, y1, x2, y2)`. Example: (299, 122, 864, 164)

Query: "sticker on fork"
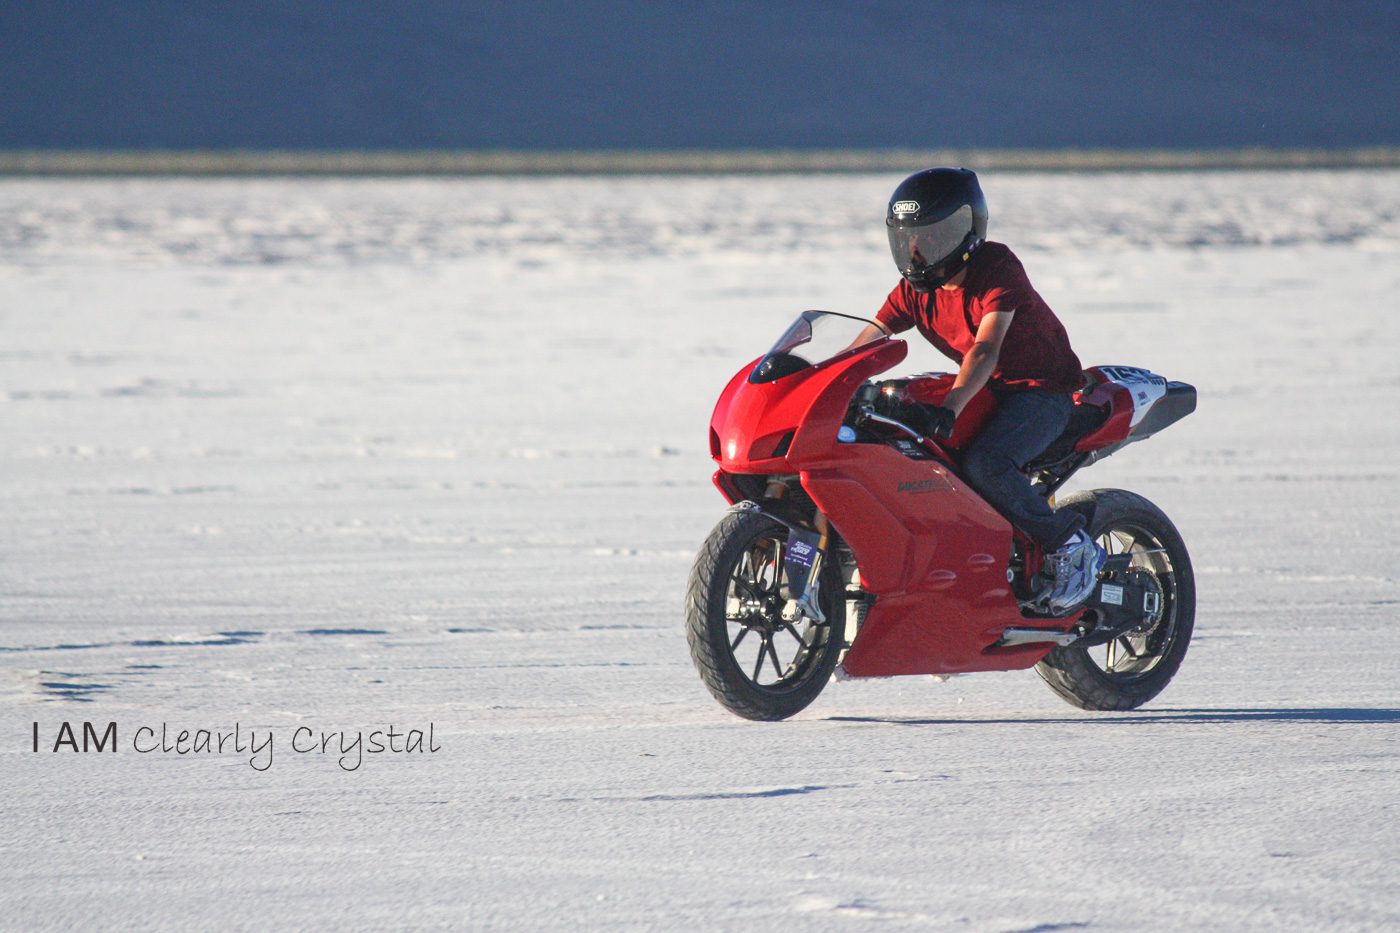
(787, 538, 816, 569)
(782, 529, 822, 599)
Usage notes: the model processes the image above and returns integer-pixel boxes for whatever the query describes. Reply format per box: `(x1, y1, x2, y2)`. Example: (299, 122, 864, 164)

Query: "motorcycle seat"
(1023, 399, 1110, 472)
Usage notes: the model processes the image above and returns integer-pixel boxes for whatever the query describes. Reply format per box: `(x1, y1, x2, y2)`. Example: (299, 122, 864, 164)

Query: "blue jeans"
(960, 389, 1084, 550)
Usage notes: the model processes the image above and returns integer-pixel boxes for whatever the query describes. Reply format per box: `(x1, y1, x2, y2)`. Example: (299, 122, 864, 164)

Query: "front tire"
(1035, 489, 1195, 711)
(686, 506, 844, 721)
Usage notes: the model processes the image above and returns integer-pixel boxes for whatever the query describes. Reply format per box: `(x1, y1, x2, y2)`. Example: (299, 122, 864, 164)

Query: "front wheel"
(1036, 489, 1195, 711)
(686, 506, 844, 721)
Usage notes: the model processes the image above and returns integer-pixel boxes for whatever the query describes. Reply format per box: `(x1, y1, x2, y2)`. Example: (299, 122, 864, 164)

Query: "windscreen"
(750, 310, 885, 383)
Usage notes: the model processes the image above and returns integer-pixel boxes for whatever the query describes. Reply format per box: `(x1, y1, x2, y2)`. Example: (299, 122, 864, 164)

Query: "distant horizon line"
(2, 147, 1398, 176)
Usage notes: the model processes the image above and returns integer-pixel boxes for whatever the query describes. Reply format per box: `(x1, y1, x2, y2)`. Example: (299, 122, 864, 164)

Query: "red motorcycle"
(687, 310, 1197, 720)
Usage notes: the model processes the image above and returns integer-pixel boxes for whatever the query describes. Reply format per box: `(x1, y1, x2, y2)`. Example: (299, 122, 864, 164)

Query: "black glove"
(899, 401, 956, 439)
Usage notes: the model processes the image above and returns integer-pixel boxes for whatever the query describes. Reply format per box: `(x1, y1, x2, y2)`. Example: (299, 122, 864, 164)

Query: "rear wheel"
(686, 506, 844, 721)
(1036, 489, 1195, 711)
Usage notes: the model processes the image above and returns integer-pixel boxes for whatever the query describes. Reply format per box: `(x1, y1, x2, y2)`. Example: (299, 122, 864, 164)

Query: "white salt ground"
(1, 172, 1398, 930)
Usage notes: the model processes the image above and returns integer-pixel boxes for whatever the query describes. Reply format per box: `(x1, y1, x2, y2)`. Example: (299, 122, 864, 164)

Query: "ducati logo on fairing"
(892, 200, 920, 214)
(897, 479, 935, 494)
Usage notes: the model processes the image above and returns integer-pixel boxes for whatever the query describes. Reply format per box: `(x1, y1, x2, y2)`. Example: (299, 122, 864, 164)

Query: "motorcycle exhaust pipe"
(997, 627, 1080, 648)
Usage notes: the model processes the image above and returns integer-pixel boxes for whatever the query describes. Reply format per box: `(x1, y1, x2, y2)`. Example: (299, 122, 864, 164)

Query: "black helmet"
(886, 168, 988, 292)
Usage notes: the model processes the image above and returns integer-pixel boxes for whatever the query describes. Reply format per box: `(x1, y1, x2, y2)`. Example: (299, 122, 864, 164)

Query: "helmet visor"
(887, 204, 973, 276)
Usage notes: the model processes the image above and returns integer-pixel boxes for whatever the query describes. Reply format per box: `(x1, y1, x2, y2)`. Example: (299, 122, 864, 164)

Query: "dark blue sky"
(3, 1, 1398, 150)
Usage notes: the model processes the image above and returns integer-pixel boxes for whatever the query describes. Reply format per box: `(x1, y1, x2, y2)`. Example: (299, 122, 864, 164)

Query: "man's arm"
(941, 309, 1014, 416)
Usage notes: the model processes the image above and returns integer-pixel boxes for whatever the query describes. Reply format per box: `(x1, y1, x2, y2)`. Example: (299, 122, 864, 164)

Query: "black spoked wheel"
(1036, 489, 1195, 711)
(686, 506, 844, 721)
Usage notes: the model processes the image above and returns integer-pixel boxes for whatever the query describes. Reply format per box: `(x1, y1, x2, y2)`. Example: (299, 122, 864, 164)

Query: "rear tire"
(686, 506, 844, 721)
(1035, 489, 1195, 711)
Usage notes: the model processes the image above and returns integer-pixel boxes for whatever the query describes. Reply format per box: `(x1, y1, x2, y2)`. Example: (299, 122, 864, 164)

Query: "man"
(855, 167, 1104, 611)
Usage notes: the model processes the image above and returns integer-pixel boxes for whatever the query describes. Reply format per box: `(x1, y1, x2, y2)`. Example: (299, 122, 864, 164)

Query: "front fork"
(734, 484, 866, 649)
(763, 480, 829, 625)
(786, 511, 829, 624)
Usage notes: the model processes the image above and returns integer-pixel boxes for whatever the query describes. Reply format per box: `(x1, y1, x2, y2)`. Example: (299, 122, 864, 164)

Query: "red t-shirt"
(875, 241, 1084, 394)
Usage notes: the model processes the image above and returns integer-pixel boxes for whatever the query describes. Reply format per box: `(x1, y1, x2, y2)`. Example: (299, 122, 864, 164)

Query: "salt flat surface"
(2, 172, 1398, 931)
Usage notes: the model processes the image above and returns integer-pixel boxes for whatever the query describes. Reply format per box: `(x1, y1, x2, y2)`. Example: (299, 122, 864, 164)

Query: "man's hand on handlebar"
(899, 401, 956, 439)
(865, 388, 956, 441)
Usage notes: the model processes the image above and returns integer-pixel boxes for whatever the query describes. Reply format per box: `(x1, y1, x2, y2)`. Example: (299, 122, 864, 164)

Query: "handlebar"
(856, 405, 930, 445)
